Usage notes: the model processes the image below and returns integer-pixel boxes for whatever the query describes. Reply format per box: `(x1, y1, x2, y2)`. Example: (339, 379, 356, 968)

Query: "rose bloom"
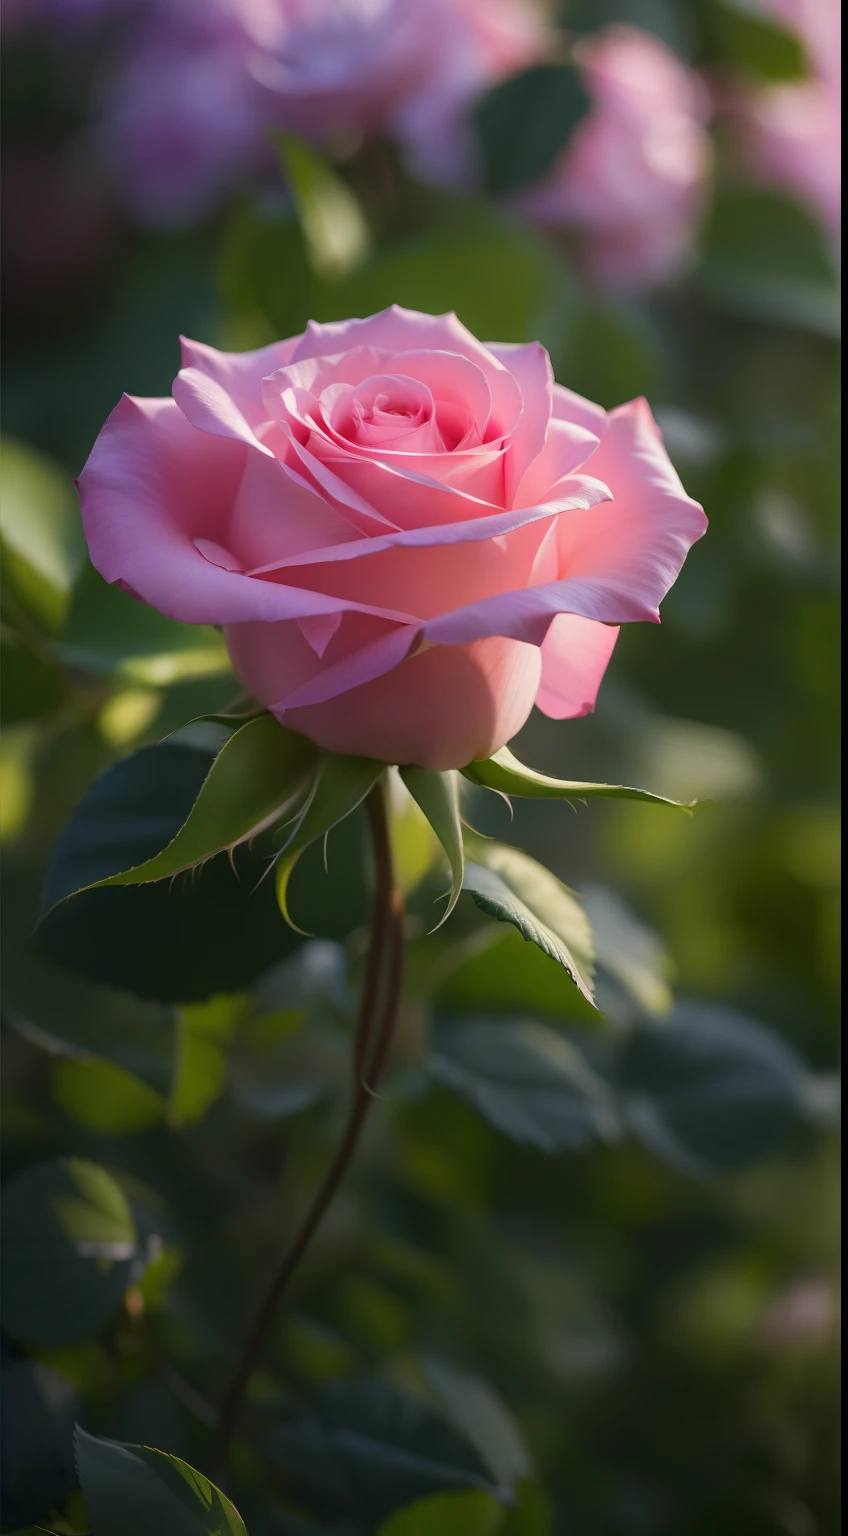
(77, 306, 706, 770)
(735, 0, 840, 248)
(100, 0, 547, 228)
(518, 26, 712, 291)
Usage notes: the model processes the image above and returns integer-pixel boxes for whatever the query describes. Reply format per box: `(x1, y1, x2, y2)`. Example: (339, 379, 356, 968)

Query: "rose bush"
(518, 26, 712, 291)
(77, 304, 707, 769)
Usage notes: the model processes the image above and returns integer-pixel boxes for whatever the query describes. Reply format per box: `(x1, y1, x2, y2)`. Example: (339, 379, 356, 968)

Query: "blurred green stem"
(218, 774, 405, 1453)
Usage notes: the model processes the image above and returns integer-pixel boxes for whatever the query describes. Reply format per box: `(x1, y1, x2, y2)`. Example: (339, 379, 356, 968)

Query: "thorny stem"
(218, 775, 405, 1455)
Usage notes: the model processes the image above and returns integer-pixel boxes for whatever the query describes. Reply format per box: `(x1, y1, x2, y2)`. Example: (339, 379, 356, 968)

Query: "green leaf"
(699, 188, 840, 337)
(461, 745, 696, 810)
(379, 1489, 505, 1536)
(423, 1359, 530, 1488)
(430, 1019, 619, 1153)
(266, 1379, 503, 1526)
(582, 885, 674, 1018)
(63, 564, 232, 685)
(51, 1056, 165, 1134)
(435, 927, 597, 1026)
(0, 437, 85, 632)
(312, 216, 570, 351)
(462, 841, 596, 1006)
(275, 132, 371, 281)
(0, 636, 64, 725)
(219, 203, 313, 341)
(56, 715, 316, 899)
(37, 740, 301, 1003)
(473, 64, 591, 195)
(0, 1159, 144, 1346)
(619, 1002, 808, 1175)
(276, 754, 385, 929)
(501, 1481, 553, 1536)
(399, 769, 464, 927)
(169, 995, 244, 1128)
(74, 1428, 247, 1536)
(705, 0, 806, 81)
(1, 1353, 80, 1529)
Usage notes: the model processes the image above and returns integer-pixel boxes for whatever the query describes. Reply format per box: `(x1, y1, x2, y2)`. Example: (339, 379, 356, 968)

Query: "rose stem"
(218, 776, 405, 1455)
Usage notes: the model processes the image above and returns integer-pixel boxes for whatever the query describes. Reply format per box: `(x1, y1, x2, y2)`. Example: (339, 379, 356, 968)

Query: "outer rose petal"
(76, 396, 415, 626)
(175, 334, 301, 450)
(423, 398, 706, 646)
(226, 619, 542, 770)
(536, 613, 620, 719)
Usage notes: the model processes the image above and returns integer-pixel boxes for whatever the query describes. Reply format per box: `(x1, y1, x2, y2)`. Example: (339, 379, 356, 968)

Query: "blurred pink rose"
(100, 0, 547, 227)
(77, 305, 705, 769)
(518, 27, 712, 291)
(735, 0, 840, 247)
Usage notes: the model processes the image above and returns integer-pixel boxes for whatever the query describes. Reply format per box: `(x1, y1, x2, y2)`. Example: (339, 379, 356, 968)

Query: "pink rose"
(77, 305, 706, 770)
(734, 0, 840, 248)
(518, 26, 712, 291)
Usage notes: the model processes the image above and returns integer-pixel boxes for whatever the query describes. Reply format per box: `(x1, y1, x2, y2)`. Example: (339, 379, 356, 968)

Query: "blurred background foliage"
(0, 0, 840, 1533)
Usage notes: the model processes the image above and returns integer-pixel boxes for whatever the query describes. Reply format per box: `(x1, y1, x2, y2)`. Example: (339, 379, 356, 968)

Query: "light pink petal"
(297, 611, 343, 658)
(286, 637, 542, 769)
(269, 514, 559, 623)
(290, 305, 512, 390)
(245, 477, 612, 577)
(514, 416, 602, 507)
(76, 396, 415, 627)
(552, 382, 608, 436)
(228, 617, 542, 770)
(423, 398, 706, 646)
(227, 447, 363, 570)
(281, 422, 400, 535)
(486, 340, 554, 504)
(274, 622, 421, 711)
(173, 334, 301, 452)
(536, 613, 620, 719)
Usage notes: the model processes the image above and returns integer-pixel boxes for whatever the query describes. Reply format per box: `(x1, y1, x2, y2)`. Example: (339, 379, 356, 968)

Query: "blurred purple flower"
(517, 26, 712, 292)
(97, 0, 548, 227)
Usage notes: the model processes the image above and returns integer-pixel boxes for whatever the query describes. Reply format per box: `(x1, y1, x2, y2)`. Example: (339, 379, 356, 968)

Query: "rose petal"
(76, 396, 416, 626)
(535, 613, 620, 719)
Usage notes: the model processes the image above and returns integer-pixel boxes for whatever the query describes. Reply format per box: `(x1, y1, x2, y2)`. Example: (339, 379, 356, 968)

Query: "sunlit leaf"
(169, 994, 244, 1128)
(59, 715, 314, 898)
(461, 745, 696, 810)
(75, 1428, 247, 1536)
(430, 1019, 619, 1152)
(705, 0, 806, 81)
(275, 753, 385, 929)
(0, 437, 85, 632)
(313, 216, 571, 350)
(63, 563, 232, 684)
(379, 1488, 506, 1536)
(51, 1056, 165, 1134)
(1, 1159, 145, 1346)
(400, 768, 464, 927)
(276, 131, 371, 280)
(462, 841, 596, 1005)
